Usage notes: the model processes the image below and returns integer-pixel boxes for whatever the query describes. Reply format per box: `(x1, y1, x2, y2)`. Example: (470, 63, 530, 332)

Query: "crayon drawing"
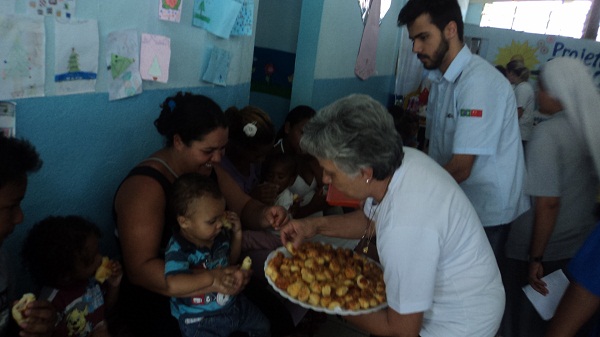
(0, 15, 45, 100)
(54, 19, 98, 95)
(140, 33, 171, 83)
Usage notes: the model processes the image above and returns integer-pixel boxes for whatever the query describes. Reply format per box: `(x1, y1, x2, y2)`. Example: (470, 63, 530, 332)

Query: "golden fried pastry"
(220, 214, 232, 229)
(95, 257, 113, 284)
(241, 256, 252, 270)
(265, 242, 387, 312)
(12, 293, 35, 324)
(285, 242, 296, 255)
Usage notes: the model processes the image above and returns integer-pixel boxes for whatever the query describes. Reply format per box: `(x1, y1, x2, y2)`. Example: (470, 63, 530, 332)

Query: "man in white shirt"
(398, 0, 530, 266)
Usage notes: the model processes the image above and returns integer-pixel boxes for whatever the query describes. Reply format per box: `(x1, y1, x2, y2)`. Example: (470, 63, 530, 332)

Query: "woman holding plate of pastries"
(279, 94, 505, 337)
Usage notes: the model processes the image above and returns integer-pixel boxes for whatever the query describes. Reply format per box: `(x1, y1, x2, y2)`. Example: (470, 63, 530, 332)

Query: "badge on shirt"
(460, 109, 483, 118)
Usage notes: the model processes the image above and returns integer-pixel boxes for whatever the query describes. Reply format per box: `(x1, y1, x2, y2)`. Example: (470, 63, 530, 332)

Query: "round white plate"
(264, 245, 387, 316)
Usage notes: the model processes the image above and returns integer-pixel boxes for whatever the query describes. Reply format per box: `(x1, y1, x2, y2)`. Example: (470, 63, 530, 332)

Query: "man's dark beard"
(419, 37, 449, 70)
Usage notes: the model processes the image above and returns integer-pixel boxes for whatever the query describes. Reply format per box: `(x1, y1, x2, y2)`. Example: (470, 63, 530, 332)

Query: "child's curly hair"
(21, 215, 101, 287)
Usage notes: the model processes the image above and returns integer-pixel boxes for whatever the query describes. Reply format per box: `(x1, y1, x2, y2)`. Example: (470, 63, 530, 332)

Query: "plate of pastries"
(264, 241, 387, 315)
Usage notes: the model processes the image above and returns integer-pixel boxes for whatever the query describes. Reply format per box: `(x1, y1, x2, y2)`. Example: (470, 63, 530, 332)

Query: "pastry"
(266, 242, 386, 312)
(241, 256, 252, 270)
(95, 257, 113, 283)
(12, 293, 36, 324)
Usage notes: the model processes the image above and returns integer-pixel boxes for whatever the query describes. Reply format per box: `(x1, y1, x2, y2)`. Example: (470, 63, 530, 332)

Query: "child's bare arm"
(165, 268, 240, 297)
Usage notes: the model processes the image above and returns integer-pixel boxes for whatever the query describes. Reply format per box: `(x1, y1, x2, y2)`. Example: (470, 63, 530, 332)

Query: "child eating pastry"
(165, 172, 269, 337)
(21, 215, 122, 337)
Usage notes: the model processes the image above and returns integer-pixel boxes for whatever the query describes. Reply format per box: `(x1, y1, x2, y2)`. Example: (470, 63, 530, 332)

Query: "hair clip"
(168, 100, 176, 111)
(243, 122, 258, 137)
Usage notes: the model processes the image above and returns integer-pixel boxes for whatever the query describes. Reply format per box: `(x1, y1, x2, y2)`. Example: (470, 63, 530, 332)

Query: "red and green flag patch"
(460, 109, 483, 117)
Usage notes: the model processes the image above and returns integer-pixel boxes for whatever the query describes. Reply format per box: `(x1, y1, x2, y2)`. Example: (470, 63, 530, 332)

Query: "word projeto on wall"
(551, 42, 600, 87)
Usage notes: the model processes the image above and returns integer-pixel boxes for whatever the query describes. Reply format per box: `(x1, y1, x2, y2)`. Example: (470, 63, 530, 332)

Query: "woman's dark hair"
(22, 215, 101, 287)
(0, 135, 42, 189)
(398, 0, 464, 42)
(275, 105, 316, 140)
(170, 172, 224, 221)
(225, 105, 275, 150)
(154, 92, 227, 147)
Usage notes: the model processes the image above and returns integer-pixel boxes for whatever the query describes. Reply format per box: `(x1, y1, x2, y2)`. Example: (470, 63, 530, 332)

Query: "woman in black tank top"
(112, 92, 289, 337)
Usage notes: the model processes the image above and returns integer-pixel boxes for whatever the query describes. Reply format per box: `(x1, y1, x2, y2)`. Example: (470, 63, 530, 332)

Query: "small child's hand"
(107, 261, 123, 288)
(223, 211, 241, 234)
(211, 267, 244, 295)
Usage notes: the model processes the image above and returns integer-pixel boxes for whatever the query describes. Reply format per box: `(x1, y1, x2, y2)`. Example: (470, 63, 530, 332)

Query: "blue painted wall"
(4, 0, 405, 293)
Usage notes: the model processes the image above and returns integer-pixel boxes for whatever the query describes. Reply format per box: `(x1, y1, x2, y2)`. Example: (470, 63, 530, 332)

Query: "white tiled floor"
(313, 316, 369, 337)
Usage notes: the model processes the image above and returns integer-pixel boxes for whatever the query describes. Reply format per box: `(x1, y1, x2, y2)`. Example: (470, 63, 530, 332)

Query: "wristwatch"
(528, 255, 543, 263)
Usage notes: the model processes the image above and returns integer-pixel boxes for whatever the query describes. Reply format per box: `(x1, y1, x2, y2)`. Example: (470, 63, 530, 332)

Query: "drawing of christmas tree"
(68, 47, 80, 73)
(148, 56, 161, 81)
(110, 53, 135, 79)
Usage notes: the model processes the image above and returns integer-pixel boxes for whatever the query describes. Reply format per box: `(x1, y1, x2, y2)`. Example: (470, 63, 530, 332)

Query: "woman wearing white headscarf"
(503, 57, 600, 337)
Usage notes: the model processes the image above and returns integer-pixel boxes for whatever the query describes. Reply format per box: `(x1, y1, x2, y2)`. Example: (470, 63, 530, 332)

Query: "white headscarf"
(540, 57, 600, 177)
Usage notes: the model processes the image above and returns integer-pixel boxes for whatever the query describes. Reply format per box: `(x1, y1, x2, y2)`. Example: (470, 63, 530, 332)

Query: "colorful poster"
(202, 47, 231, 86)
(140, 33, 171, 83)
(106, 29, 142, 101)
(192, 0, 241, 39)
(464, 24, 600, 88)
(26, 0, 76, 20)
(0, 15, 45, 100)
(54, 19, 99, 95)
(159, 0, 182, 23)
(230, 0, 253, 36)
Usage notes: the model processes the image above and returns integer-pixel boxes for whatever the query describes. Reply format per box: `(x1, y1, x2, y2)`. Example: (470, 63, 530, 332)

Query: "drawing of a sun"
(494, 40, 540, 70)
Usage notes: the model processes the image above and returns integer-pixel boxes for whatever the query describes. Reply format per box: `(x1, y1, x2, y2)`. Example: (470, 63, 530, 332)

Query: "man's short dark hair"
(398, 0, 464, 42)
(0, 135, 42, 189)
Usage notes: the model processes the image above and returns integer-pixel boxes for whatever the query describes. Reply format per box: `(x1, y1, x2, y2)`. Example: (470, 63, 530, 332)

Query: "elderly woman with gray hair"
(279, 94, 505, 337)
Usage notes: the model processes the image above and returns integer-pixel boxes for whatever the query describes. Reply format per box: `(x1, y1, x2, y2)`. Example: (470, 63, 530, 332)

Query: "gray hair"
(300, 94, 404, 180)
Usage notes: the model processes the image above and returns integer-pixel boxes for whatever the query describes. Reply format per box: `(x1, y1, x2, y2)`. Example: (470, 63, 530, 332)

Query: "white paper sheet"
(522, 269, 570, 320)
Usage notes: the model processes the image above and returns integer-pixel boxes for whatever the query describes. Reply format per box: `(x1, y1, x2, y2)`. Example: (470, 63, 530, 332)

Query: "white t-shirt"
(514, 81, 535, 141)
(365, 148, 505, 337)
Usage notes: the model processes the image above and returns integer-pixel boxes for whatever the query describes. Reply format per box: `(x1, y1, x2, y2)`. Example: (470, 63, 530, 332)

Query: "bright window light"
(480, 1, 598, 41)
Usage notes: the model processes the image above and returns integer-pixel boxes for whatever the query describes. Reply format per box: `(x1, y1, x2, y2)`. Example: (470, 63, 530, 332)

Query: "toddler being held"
(166, 173, 270, 337)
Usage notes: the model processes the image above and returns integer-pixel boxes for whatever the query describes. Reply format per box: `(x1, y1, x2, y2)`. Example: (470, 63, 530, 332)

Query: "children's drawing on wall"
(250, 47, 295, 98)
(495, 40, 541, 73)
(230, 0, 253, 37)
(0, 101, 16, 137)
(140, 33, 170, 83)
(26, 0, 76, 20)
(106, 29, 142, 101)
(192, 0, 242, 39)
(159, 0, 182, 23)
(0, 15, 45, 100)
(54, 19, 98, 95)
(202, 46, 231, 86)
